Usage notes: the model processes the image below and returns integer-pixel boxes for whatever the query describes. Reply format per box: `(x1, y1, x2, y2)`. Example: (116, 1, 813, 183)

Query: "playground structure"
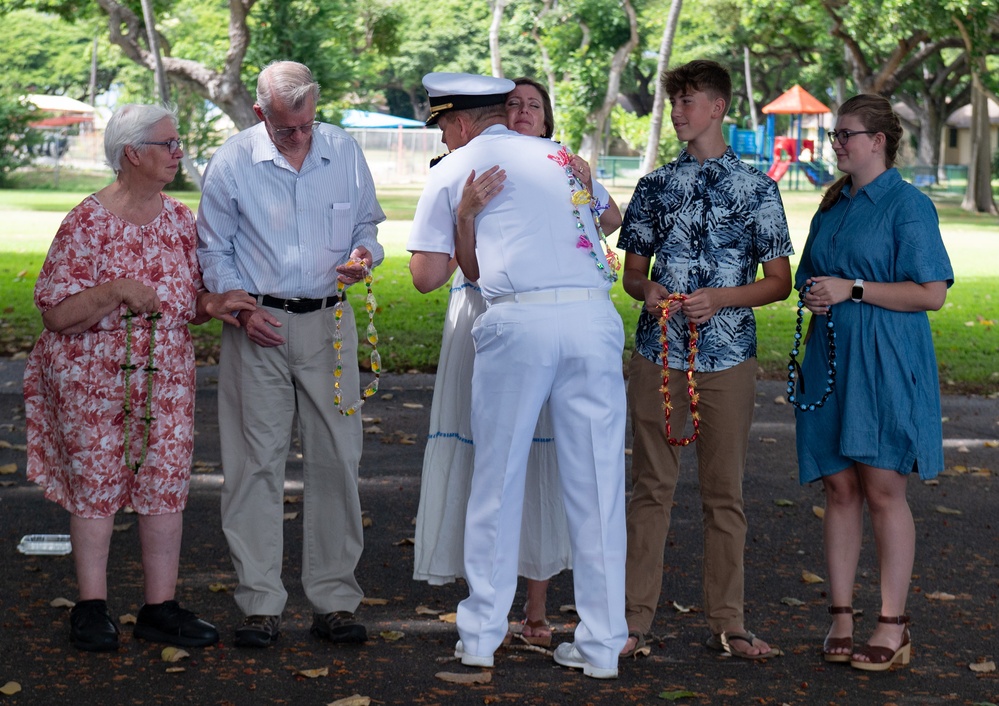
(760, 85, 837, 188)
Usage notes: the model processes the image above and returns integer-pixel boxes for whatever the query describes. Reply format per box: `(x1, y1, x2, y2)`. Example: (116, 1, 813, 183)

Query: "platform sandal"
(850, 615, 910, 672)
(822, 606, 854, 663)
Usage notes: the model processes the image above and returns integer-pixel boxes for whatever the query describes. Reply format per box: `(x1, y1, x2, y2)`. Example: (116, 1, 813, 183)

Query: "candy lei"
(786, 284, 837, 411)
(121, 310, 161, 473)
(547, 146, 621, 282)
(333, 266, 380, 416)
(658, 294, 700, 446)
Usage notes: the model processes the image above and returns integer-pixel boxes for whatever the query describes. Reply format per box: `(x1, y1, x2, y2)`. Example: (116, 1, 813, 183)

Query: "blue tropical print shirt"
(617, 147, 794, 372)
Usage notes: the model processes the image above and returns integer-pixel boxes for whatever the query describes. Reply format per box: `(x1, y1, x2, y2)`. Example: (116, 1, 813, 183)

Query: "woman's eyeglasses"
(827, 130, 877, 146)
(142, 139, 183, 152)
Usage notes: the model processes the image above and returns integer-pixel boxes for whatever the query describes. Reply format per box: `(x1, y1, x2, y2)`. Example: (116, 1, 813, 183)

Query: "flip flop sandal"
(502, 617, 552, 648)
(621, 630, 650, 658)
(706, 630, 781, 660)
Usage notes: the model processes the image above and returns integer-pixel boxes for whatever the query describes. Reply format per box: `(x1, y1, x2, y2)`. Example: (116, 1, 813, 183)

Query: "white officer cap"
(422, 72, 516, 126)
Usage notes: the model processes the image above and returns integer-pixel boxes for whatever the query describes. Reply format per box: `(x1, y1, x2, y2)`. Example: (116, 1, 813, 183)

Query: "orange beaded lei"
(657, 294, 700, 446)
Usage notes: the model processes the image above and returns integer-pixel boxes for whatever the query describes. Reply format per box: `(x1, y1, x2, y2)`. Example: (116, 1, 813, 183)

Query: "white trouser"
(456, 296, 628, 670)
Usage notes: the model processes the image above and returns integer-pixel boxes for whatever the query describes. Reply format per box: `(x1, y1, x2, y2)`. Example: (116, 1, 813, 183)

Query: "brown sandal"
(822, 606, 854, 663)
(850, 615, 911, 671)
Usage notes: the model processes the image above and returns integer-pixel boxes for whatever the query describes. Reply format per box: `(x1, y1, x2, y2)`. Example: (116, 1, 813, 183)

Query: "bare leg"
(523, 579, 550, 638)
(822, 467, 864, 656)
(138, 512, 183, 605)
(852, 464, 913, 661)
(71, 515, 115, 600)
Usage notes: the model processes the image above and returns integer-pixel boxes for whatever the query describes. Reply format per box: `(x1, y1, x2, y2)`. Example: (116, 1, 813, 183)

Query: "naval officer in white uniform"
(407, 72, 627, 679)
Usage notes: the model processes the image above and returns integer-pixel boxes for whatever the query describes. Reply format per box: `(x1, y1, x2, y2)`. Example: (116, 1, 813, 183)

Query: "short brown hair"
(662, 60, 732, 114)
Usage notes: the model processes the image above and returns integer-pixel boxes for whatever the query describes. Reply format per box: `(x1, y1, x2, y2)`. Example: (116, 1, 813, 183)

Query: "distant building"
(939, 98, 999, 167)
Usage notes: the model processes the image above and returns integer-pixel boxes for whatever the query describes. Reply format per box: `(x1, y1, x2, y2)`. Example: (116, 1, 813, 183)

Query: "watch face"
(852, 284, 863, 301)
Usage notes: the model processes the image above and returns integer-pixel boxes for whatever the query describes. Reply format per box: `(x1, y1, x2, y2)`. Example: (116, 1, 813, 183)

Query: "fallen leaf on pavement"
(208, 583, 229, 593)
(328, 696, 371, 706)
(361, 597, 389, 606)
(773, 396, 787, 405)
(165, 667, 186, 674)
(402, 402, 424, 409)
(296, 667, 329, 678)
(659, 690, 697, 701)
(559, 604, 578, 614)
(435, 671, 492, 684)
(985, 440, 998, 448)
(380, 630, 405, 641)
(969, 660, 996, 673)
(112, 522, 134, 532)
(361, 416, 381, 424)
(672, 601, 691, 613)
(926, 591, 957, 601)
(781, 597, 805, 606)
(284, 495, 301, 504)
(394, 537, 414, 546)
(284, 512, 299, 520)
(759, 437, 777, 443)
(812, 506, 825, 519)
(362, 516, 373, 528)
(0, 463, 17, 475)
(935, 506, 963, 515)
(438, 612, 457, 623)
(801, 570, 824, 584)
(774, 499, 795, 507)
(161, 647, 190, 663)
(416, 605, 441, 616)
(50, 597, 75, 608)
(0, 682, 22, 695)
(120, 613, 137, 625)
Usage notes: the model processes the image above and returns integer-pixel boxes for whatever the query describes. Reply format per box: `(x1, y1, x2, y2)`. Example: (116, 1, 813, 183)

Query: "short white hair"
(104, 104, 178, 173)
(256, 61, 320, 117)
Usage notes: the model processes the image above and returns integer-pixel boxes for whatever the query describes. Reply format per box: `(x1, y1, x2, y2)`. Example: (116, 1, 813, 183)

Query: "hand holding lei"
(333, 261, 380, 416)
(658, 294, 700, 446)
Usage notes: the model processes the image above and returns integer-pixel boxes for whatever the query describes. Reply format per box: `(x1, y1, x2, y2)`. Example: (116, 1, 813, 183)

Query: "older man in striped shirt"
(197, 60, 385, 649)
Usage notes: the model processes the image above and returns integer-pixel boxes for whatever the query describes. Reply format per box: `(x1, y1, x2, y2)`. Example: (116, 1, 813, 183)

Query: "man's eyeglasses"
(142, 139, 183, 152)
(827, 129, 877, 146)
(271, 121, 319, 138)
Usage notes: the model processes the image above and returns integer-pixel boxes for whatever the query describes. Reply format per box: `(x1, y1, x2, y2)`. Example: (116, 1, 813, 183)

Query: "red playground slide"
(767, 159, 791, 181)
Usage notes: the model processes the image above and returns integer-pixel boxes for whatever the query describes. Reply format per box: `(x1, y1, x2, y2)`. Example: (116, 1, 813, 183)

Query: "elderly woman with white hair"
(23, 104, 255, 652)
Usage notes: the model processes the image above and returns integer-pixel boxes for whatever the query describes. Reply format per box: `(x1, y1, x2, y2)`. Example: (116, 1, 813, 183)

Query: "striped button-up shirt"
(197, 122, 385, 298)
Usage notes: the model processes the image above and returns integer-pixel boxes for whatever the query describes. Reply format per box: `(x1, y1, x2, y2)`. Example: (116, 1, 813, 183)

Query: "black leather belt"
(252, 294, 342, 314)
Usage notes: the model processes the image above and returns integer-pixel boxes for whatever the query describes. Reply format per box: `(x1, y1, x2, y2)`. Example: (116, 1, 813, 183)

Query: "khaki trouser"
(624, 354, 758, 635)
(218, 303, 365, 617)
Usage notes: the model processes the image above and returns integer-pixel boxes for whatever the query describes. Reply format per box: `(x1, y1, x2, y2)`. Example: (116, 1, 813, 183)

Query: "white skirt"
(413, 270, 572, 584)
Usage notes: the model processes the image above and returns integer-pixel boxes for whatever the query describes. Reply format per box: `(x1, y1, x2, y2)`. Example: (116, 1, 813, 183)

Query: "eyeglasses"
(142, 139, 183, 153)
(270, 121, 319, 138)
(827, 130, 877, 146)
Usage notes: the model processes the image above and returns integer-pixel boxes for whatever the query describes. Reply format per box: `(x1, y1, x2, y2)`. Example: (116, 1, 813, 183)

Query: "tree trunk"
(640, 0, 682, 175)
(580, 0, 639, 167)
(96, 0, 259, 130)
(953, 15, 998, 215)
(962, 72, 998, 214)
(489, 0, 507, 78)
(139, 0, 202, 190)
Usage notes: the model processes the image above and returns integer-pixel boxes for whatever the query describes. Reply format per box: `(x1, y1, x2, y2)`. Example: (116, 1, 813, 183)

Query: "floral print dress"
(24, 195, 202, 518)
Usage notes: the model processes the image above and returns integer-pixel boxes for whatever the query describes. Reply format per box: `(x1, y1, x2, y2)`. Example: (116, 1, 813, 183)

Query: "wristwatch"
(851, 278, 865, 303)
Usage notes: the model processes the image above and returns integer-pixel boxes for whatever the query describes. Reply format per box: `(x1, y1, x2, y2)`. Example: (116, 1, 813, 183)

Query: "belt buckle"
(283, 298, 302, 313)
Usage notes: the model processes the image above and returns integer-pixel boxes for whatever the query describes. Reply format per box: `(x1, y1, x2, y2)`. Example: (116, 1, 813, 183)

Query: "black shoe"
(311, 611, 367, 644)
(134, 600, 220, 647)
(234, 614, 281, 648)
(70, 599, 120, 652)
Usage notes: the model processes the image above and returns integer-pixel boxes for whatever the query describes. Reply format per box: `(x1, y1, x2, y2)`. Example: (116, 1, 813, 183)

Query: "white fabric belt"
(488, 288, 610, 305)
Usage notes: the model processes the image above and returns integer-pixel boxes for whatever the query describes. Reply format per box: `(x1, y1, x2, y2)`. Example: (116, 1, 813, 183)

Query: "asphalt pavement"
(1, 358, 997, 706)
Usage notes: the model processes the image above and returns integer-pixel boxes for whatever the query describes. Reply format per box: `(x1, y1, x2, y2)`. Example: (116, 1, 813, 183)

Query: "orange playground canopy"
(762, 85, 830, 115)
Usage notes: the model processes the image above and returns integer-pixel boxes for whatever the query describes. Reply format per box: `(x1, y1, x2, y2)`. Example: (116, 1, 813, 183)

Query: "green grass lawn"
(2, 179, 997, 394)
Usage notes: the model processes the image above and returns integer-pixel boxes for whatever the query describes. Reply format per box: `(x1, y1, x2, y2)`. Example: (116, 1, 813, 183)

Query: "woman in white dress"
(413, 78, 622, 645)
